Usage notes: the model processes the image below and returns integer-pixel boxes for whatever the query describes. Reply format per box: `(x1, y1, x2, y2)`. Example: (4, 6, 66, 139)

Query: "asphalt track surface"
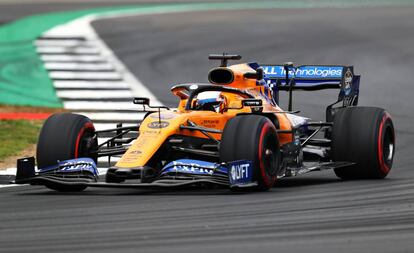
(1, 3, 414, 253)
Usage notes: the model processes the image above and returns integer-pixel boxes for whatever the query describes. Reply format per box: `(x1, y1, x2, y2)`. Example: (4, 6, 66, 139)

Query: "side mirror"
(133, 97, 150, 105)
(133, 97, 170, 111)
(243, 67, 264, 80)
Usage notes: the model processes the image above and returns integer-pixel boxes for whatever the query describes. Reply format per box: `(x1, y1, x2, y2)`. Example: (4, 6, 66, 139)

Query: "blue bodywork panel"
(38, 157, 98, 176)
(161, 159, 254, 186)
(33, 158, 255, 187)
(228, 160, 254, 186)
(161, 159, 227, 176)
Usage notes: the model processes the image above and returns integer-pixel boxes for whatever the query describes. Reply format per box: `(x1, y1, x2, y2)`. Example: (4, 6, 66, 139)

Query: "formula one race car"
(15, 54, 395, 192)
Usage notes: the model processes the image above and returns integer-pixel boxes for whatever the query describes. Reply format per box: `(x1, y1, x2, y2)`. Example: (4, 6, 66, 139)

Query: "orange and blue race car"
(14, 54, 396, 192)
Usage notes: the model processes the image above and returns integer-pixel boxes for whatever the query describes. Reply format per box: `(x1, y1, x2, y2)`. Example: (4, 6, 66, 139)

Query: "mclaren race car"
(15, 54, 396, 192)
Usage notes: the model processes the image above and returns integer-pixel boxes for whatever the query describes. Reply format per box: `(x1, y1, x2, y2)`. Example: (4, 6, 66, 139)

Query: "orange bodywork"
(116, 63, 294, 168)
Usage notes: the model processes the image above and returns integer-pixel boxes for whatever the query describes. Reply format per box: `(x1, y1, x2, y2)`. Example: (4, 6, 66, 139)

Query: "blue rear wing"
(261, 65, 357, 90)
(257, 64, 360, 105)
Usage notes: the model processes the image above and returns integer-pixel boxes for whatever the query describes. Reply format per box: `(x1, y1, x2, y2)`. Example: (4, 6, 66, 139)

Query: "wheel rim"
(75, 123, 97, 161)
(79, 132, 97, 158)
(382, 126, 395, 166)
(262, 133, 279, 177)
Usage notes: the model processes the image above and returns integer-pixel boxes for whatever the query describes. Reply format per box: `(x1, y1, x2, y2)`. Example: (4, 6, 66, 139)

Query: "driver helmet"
(196, 91, 227, 112)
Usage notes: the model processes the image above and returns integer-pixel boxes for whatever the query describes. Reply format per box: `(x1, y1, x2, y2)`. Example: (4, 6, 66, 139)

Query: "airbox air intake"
(208, 68, 234, 85)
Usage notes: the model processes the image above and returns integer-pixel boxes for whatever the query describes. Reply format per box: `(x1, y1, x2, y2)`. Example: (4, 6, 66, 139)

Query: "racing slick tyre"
(37, 113, 97, 191)
(220, 115, 280, 191)
(332, 107, 395, 179)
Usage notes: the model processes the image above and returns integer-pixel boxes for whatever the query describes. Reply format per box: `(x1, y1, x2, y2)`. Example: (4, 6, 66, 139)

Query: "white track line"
(0, 168, 19, 175)
(63, 101, 137, 110)
(54, 80, 130, 89)
(45, 62, 114, 71)
(57, 90, 133, 99)
(41, 54, 106, 62)
(98, 156, 120, 162)
(35, 39, 94, 47)
(77, 112, 146, 121)
(0, 185, 22, 189)
(37, 46, 100, 54)
(49, 71, 122, 80)
(94, 123, 138, 131)
(1, 167, 109, 178)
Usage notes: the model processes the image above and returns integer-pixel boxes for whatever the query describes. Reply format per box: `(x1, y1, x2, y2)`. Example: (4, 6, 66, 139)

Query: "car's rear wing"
(261, 65, 359, 91)
(260, 64, 359, 100)
(254, 63, 360, 120)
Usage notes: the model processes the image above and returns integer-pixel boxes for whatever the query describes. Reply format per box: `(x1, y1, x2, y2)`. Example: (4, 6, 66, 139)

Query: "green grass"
(0, 120, 42, 162)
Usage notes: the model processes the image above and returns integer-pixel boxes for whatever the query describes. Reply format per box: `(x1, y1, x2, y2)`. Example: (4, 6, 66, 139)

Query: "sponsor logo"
(129, 150, 142, 155)
(150, 113, 176, 120)
(230, 163, 250, 181)
(172, 161, 215, 175)
(243, 99, 262, 107)
(189, 84, 198, 90)
(60, 161, 95, 171)
(343, 68, 353, 95)
(263, 66, 343, 78)
(147, 121, 169, 129)
(201, 119, 219, 128)
(228, 161, 253, 186)
(143, 130, 161, 135)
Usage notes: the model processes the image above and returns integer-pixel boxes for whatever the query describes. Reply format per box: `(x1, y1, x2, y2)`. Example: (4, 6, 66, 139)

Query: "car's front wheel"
(37, 113, 97, 191)
(220, 115, 280, 191)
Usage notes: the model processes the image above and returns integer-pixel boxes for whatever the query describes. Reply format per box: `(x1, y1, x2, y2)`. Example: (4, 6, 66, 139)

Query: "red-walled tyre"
(332, 107, 395, 179)
(36, 113, 97, 191)
(220, 115, 280, 191)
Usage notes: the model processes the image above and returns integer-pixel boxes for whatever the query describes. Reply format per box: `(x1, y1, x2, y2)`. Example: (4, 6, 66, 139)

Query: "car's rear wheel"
(331, 107, 395, 179)
(220, 115, 280, 191)
(37, 113, 97, 191)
